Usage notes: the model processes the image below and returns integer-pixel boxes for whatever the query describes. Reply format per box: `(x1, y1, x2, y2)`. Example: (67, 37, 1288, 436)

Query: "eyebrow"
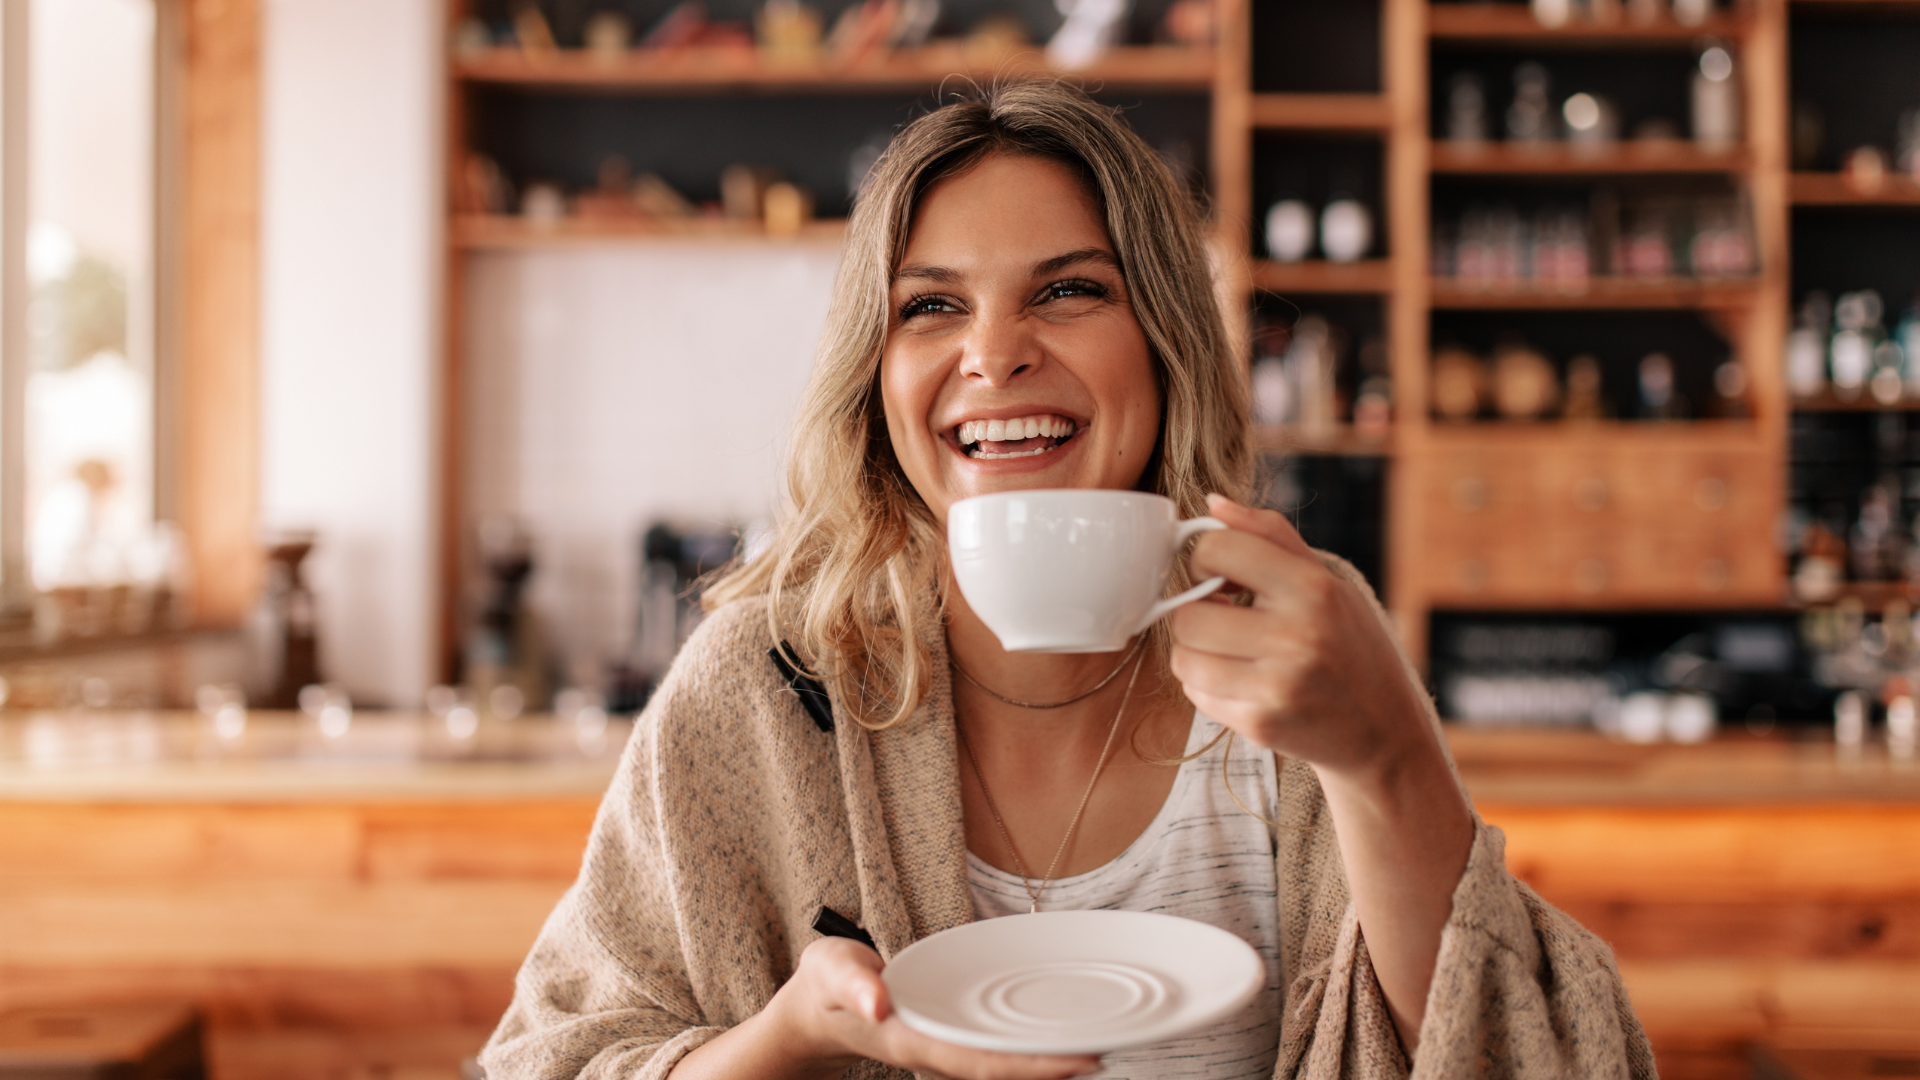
(890, 247, 1124, 287)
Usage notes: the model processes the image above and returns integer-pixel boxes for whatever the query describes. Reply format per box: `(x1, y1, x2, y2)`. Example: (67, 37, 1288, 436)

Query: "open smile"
(950, 413, 1083, 461)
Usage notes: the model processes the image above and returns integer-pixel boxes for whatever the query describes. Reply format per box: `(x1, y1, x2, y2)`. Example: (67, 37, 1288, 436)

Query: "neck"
(942, 569, 1185, 756)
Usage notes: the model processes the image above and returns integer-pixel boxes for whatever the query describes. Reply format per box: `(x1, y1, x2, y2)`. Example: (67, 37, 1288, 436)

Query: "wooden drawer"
(1420, 441, 1781, 605)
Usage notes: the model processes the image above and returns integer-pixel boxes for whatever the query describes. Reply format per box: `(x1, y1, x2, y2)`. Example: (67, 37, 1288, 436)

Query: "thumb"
(1205, 493, 1314, 559)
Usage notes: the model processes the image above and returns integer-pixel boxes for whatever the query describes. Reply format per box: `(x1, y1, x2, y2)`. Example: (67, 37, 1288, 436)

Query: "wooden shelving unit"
(1790, 171, 1920, 206)
(1429, 276, 1761, 309)
(1430, 141, 1752, 174)
(1253, 423, 1394, 456)
(1426, 2, 1756, 44)
(1251, 259, 1394, 294)
(452, 44, 1216, 92)
(1249, 93, 1390, 132)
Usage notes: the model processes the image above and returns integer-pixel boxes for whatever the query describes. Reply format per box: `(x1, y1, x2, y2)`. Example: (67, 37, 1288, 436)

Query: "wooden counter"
(1453, 727, 1920, 1080)
(4, 715, 1916, 1080)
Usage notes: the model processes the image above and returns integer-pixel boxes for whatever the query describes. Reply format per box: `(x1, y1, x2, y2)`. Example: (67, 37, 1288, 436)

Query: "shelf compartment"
(1255, 424, 1394, 457)
(1789, 580, 1917, 611)
(453, 214, 849, 249)
(1250, 94, 1391, 132)
(1431, 141, 1751, 175)
(452, 45, 1216, 93)
(1427, 3, 1755, 45)
(1431, 276, 1760, 309)
(1791, 172, 1920, 206)
(1253, 259, 1395, 294)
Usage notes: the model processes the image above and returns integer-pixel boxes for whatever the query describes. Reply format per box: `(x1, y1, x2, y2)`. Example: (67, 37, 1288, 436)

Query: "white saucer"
(882, 910, 1263, 1055)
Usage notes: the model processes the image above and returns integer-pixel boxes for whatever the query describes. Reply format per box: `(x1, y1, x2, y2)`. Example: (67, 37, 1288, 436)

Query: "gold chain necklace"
(954, 646, 1146, 914)
(951, 635, 1145, 709)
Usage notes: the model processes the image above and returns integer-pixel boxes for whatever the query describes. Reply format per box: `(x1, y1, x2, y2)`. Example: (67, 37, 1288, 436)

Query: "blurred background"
(0, 0, 1917, 1078)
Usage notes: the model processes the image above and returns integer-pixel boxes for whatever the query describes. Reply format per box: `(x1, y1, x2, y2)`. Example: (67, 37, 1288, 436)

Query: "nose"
(957, 310, 1042, 386)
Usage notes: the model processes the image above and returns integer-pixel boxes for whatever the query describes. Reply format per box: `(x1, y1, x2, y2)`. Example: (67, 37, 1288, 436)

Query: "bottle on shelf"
(1829, 290, 1883, 402)
(1691, 45, 1740, 152)
(1265, 198, 1315, 262)
(1506, 62, 1556, 143)
(1319, 196, 1373, 263)
(1899, 294, 1920, 397)
(1787, 291, 1830, 398)
(1447, 72, 1489, 147)
(1637, 352, 1687, 420)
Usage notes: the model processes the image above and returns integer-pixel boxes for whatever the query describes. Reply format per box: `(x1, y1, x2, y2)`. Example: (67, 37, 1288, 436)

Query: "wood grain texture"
(0, 967, 516, 1032)
(179, 0, 262, 626)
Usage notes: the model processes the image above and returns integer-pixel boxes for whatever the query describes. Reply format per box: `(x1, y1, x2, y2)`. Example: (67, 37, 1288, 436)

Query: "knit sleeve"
(1279, 819, 1654, 1080)
(1272, 553, 1657, 1079)
(477, 712, 727, 1080)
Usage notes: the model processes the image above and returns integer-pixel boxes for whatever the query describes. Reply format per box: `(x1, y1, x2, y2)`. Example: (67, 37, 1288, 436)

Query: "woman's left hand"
(1168, 493, 1434, 784)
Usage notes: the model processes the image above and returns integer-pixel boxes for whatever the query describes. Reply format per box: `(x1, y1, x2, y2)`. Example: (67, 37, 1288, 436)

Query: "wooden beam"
(178, 0, 260, 626)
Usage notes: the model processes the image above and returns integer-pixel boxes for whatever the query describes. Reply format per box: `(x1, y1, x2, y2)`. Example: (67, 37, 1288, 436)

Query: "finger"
(1169, 641, 1305, 711)
(1189, 529, 1327, 611)
(888, 1023, 1101, 1080)
(1169, 597, 1296, 661)
(809, 937, 890, 1021)
(1206, 493, 1315, 559)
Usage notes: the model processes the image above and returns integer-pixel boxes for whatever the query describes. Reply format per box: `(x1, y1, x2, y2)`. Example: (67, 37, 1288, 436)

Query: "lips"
(952, 413, 1080, 460)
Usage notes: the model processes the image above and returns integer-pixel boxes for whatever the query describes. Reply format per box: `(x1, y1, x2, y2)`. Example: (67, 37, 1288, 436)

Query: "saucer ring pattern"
(971, 961, 1178, 1032)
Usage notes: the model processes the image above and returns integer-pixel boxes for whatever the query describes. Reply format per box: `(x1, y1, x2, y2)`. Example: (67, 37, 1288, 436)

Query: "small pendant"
(1029, 899, 1039, 914)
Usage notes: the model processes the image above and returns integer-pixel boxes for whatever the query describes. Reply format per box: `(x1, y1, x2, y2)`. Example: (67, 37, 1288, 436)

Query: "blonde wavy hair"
(705, 78, 1253, 730)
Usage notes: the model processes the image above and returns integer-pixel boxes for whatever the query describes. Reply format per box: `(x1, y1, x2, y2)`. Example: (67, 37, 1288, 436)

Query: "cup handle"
(1134, 516, 1229, 633)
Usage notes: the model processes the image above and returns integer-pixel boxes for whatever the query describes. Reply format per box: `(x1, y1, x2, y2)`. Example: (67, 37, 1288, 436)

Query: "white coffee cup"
(947, 489, 1227, 653)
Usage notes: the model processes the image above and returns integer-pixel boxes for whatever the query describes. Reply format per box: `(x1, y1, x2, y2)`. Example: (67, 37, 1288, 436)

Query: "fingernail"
(858, 989, 878, 1020)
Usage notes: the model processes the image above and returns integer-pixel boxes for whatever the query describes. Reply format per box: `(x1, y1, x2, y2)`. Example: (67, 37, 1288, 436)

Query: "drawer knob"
(1695, 477, 1728, 512)
(1456, 559, 1488, 591)
(1452, 476, 1488, 511)
(1699, 558, 1730, 591)
(1574, 558, 1608, 593)
(1574, 477, 1608, 512)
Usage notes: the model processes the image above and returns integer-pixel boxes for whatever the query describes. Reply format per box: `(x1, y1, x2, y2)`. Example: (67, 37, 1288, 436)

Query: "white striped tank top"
(966, 714, 1283, 1080)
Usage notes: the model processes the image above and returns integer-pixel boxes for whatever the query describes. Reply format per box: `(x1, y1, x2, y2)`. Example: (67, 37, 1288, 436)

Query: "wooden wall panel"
(178, 0, 262, 625)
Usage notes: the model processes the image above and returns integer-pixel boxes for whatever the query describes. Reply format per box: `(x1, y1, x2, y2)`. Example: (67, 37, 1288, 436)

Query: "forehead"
(896, 153, 1113, 273)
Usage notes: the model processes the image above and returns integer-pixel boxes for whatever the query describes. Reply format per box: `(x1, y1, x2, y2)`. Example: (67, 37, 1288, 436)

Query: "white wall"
(463, 243, 839, 677)
(261, 0, 842, 704)
(260, 0, 441, 707)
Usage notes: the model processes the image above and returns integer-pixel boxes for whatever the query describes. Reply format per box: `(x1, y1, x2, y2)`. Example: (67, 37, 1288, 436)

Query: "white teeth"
(952, 413, 1078, 449)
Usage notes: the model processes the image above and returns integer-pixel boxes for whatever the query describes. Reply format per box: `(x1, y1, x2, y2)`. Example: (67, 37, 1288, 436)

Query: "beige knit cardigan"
(482, 558, 1656, 1080)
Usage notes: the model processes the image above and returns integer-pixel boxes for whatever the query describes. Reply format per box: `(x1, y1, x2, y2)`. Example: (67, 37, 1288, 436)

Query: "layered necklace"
(952, 642, 1148, 914)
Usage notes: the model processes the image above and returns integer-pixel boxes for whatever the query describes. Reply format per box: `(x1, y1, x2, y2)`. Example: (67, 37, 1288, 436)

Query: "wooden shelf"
(1431, 140, 1751, 175)
(1431, 276, 1760, 309)
(1252, 259, 1394, 295)
(1426, 419, 1768, 450)
(1791, 172, 1920, 207)
(1792, 390, 1920, 411)
(1250, 93, 1390, 132)
(452, 214, 849, 249)
(1791, 580, 1916, 610)
(1427, 3, 1755, 45)
(452, 44, 1216, 92)
(1254, 424, 1393, 457)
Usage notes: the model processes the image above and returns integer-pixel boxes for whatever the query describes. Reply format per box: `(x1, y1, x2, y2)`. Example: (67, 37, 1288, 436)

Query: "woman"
(482, 81, 1652, 1080)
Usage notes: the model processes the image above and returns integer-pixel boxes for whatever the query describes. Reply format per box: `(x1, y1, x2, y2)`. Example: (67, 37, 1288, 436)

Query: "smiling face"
(879, 153, 1163, 527)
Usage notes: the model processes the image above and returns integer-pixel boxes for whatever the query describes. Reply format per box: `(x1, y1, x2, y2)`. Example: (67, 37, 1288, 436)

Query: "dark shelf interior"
(1430, 310, 1735, 421)
(1250, 134, 1387, 259)
(1251, 0, 1380, 94)
(1788, 13, 1920, 172)
(468, 88, 1210, 215)
(1792, 410, 1920, 553)
(1429, 48, 1702, 142)
(1791, 209, 1920, 318)
(1429, 610, 1830, 725)
(1257, 451, 1387, 597)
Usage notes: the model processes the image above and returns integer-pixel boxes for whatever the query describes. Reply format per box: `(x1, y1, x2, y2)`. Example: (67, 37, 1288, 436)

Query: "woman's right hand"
(696, 936, 1102, 1080)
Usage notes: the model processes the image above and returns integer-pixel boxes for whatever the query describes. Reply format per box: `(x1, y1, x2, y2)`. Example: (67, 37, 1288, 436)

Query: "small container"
(1265, 200, 1315, 262)
(1319, 199, 1373, 263)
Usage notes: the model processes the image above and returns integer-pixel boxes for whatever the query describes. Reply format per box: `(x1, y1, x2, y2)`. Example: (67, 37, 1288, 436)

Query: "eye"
(1040, 278, 1110, 304)
(897, 293, 961, 320)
